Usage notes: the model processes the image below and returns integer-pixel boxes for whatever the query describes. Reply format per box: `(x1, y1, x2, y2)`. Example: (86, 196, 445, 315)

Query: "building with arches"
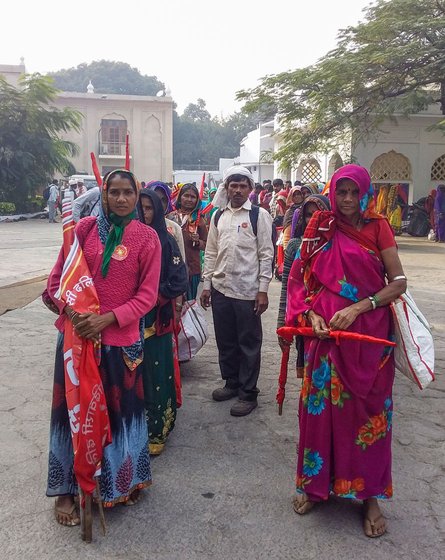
(53, 90, 173, 182)
(237, 104, 444, 202)
(352, 103, 445, 203)
(1, 62, 173, 182)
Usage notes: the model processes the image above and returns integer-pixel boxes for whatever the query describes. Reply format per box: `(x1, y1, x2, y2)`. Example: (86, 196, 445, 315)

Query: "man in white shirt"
(72, 186, 101, 222)
(201, 166, 274, 416)
(76, 179, 87, 197)
(48, 179, 59, 223)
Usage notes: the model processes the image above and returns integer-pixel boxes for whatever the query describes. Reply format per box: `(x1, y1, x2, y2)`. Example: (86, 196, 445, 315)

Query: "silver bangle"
(368, 296, 377, 311)
(391, 275, 407, 282)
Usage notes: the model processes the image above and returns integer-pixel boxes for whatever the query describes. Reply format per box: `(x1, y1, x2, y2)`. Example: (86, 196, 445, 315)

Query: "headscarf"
(434, 184, 445, 213)
(286, 186, 303, 208)
(292, 194, 330, 238)
(208, 185, 218, 199)
(301, 184, 318, 197)
(300, 164, 384, 269)
(139, 188, 169, 249)
(283, 187, 304, 230)
(98, 169, 140, 278)
(212, 165, 255, 209)
(147, 181, 173, 214)
(139, 188, 188, 326)
(329, 164, 381, 220)
(175, 183, 203, 224)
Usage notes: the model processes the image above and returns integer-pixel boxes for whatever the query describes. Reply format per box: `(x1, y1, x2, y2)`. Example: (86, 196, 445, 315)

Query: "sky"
(3, 0, 372, 117)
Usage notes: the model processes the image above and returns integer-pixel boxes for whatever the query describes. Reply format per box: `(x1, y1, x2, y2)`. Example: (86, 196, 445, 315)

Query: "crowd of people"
(45, 163, 409, 540)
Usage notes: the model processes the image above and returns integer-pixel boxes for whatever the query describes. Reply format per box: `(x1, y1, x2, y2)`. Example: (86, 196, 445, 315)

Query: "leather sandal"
(292, 494, 314, 515)
(363, 513, 386, 538)
(54, 501, 80, 526)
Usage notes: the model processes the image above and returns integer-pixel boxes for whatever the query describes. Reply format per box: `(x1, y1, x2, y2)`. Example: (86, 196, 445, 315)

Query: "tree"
(237, 0, 445, 167)
(0, 74, 81, 210)
(173, 98, 275, 168)
(48, 60, 165, 96)
(173, 111, 238, 168)
(182, 98, 211, 122)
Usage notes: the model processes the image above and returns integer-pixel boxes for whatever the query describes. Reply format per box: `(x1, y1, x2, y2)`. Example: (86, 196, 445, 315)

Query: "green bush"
(0, 202, 16, 215)
(24, 197, 46, 212)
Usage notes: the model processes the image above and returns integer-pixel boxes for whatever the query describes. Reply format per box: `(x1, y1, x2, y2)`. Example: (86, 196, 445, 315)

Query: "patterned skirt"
(142, 323, 177, 455)
(186, 273, 201, 301)
(46, 334, 152, 507)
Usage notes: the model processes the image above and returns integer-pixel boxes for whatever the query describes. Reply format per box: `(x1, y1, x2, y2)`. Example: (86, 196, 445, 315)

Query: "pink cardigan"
(48, 217, 161, 347)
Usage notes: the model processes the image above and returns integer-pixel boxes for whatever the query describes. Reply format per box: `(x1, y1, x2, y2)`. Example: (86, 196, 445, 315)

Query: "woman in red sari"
(286, 164, 407, 537)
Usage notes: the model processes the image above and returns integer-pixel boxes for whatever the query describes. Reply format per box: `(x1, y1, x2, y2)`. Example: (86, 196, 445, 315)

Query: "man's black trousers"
(211, 287, 262, 402)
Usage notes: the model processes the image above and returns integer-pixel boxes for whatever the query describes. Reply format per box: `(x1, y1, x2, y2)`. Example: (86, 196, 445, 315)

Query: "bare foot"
(292, 493, 314, 515)
(363, 498, 386, 538)
(55, 495, 80, 526)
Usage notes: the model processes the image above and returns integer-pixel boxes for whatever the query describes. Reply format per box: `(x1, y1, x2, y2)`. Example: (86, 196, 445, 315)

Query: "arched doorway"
(370, 150, 412, 233)
(298, 158, 322, 183)
(328, 153, 344, 177)
(370, 150, 412, 183)
(431, 154, 445, 182)
(144, 115, 162, 180)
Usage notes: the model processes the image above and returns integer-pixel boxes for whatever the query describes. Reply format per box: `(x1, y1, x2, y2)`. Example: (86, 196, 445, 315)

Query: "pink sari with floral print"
(287, 165, 395, 502)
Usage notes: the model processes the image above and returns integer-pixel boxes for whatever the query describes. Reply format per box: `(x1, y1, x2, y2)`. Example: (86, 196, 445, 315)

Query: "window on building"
(100, 119, 127, 155)
(301, 159, 322, 183)
(102, 165, 121, 176)
(431, 154, 445, 181)
(370, 150, 412, 182)
(328, 153, 344, 177)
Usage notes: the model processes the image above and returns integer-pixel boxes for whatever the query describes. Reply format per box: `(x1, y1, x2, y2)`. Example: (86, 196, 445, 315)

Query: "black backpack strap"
(249, 205, 259, 236)
(214, 208, 224, 228)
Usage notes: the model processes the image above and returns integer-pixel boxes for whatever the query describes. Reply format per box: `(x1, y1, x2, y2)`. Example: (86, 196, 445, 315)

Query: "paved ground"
(0, 221, 444, 559)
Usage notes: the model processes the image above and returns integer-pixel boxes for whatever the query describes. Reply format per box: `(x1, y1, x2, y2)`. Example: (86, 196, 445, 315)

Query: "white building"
(352, 103, 445, 203)
(266, 106, 445, 201)
(220, 122, 275, 183)
(1, 62, 174, 183)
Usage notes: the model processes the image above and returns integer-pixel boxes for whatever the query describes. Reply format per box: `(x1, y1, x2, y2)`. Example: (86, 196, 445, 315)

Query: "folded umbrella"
(275, 326, 395, 415)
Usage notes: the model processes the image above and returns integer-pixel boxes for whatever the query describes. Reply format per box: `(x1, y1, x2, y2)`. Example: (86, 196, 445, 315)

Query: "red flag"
(55, 198, 111, 496)
(200, 202, 214, 215)
(125, 133, 130, 170)
(90, 153, 102, 186)
(199, 172, 206, 199)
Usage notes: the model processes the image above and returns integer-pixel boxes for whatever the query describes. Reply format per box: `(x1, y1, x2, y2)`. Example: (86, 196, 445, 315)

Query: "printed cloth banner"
(55, 195, 111, 495)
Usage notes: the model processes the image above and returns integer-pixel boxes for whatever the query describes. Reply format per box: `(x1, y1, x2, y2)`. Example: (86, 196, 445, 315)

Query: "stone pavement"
(0, 221, 444, 559)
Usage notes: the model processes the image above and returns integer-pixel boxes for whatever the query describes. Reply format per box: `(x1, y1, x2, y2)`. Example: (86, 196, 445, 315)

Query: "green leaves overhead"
(0, 74, 82, 209)
(48, 60, 165, 96)
(237, 0, 445, 166)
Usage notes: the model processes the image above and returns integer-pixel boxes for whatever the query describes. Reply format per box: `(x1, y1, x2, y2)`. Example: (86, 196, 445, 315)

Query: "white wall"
(353, 113, 445, 201)
(53, 92, 174, 183)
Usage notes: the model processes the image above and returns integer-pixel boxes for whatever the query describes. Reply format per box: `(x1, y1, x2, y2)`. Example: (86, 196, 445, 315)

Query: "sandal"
(54, 501, 80, 527)
(363, 513, 386, 538)
(292, 494, 314, 515)
(124, 489, 142, 507)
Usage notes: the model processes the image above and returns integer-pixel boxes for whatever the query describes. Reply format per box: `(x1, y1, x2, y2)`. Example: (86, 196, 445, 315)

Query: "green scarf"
(101, 211, 136, 277)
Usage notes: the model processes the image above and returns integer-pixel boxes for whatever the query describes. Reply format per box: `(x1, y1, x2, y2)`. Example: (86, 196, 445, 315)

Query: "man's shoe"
(230, 399, 258, 417)
(212, 386, 238, 402)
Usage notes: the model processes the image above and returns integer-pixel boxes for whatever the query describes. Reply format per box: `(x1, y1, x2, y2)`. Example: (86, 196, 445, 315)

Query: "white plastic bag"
(427, 229, 436, 242)
(391, 290, 435, 389)
(177, 300, 208, 362)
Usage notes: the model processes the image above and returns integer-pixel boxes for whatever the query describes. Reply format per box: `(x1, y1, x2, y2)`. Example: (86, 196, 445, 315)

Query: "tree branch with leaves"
(237, 0, 445, 167)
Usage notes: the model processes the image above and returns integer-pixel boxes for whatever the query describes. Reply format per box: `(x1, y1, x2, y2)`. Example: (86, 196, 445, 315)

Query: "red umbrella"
(275, 326, 395, 415)
(277, 345, 290, 416)
(277, 326, 395, 347)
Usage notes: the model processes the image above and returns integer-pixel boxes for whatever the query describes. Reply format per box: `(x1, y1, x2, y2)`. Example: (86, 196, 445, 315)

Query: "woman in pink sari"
(286, 164, 407, 537)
